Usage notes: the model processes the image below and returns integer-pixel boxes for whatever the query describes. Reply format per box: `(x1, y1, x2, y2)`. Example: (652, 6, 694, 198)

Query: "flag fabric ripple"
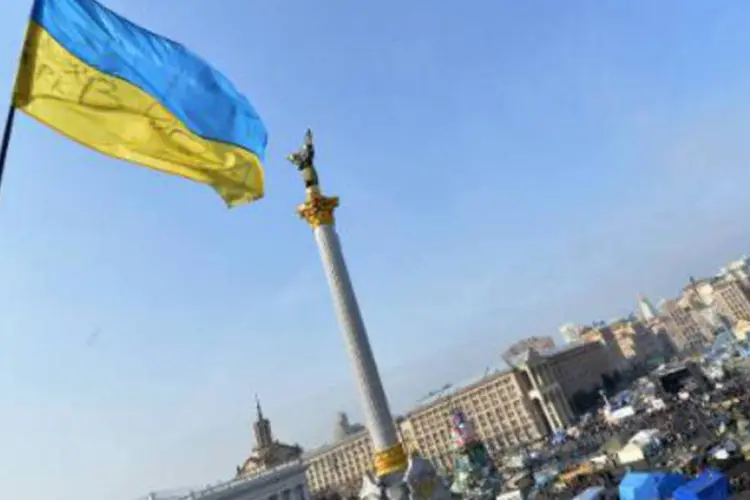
(14, 0, 268, 207)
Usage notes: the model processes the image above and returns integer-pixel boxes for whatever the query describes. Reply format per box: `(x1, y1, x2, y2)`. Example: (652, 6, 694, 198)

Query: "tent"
(573, 486, 606, 500)
(601, 435, 627, 453)
(629, 429, 660, 448)
(673, 469, 730, 500)
(619, 471, 687, 500)
(617, 443, 646, 466)
(551, 429, 567, 445)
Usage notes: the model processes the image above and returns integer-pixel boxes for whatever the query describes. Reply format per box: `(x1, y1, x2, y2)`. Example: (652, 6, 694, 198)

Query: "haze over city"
(3, 1, 750, 499)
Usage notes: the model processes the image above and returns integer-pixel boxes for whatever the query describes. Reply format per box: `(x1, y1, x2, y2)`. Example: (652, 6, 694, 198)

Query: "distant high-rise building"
(333, 412, 364, 442)
(719, 255, 750, 285)
(333, 412, 351, 442)
(503, 336, 556, 365)
(559, 323, 588, 344)
(637, 293, 658, 321)
(608, 319, 665, 369)
(680, 276, 717, 309)
(644, 316, 678, 359)
(661, 299, 710, 352)
(712, 280, 750, 326)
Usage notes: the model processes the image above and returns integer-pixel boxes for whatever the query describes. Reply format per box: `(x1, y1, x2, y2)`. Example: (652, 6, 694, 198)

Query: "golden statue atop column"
(287, 129, 339, 228)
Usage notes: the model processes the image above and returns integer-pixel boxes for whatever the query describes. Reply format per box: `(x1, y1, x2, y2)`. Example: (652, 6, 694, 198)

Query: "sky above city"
(2, 1, 750, 499)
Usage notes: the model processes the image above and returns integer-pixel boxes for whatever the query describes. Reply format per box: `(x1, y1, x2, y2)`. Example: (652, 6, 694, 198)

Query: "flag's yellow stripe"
(14, 22, 264, 207)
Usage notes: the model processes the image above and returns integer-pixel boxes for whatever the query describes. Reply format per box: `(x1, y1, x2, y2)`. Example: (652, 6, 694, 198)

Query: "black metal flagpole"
(0, 0, 31, 200)
(0, 104, 17, 196)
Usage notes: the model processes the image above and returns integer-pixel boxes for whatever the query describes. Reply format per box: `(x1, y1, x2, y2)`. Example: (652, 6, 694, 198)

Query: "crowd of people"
(512, 370, 750, 498)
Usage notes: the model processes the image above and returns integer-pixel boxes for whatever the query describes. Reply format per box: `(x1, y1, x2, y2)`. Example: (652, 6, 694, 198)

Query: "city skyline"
(380, 251, 750, 426)
(4, 1, 750, 500)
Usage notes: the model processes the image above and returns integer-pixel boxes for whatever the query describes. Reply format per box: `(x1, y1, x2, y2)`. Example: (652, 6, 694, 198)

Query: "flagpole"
(0, 104, 17, 194)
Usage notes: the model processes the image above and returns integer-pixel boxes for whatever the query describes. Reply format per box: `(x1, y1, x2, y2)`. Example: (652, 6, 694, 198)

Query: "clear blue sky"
(2, 1, 750, 498)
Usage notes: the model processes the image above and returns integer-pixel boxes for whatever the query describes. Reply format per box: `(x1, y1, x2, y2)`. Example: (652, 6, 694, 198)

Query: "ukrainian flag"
(14, 0, 268, 207)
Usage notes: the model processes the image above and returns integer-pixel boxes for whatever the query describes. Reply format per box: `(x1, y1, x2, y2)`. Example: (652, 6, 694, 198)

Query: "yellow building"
(303, 430, 373, 495)
(608, 319, 664, 369)
(303, 364, 574, 493)
(713, 280, 750, 325)
(661, 299, 709, 352)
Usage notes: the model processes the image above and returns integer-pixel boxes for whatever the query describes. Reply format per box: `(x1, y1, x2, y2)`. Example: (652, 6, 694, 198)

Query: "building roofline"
(302, 429, 369, 459)
(405, 367, 513, 417)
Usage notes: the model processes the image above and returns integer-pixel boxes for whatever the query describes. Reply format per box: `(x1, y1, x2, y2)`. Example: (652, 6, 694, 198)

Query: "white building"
(138, 462, 310, 500)
(719, 255, 750, 285)
(637, 294, 658, 321)
(559, 323, 583, 343)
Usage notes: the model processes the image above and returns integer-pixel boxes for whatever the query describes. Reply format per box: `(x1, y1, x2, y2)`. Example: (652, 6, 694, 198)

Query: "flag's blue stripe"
(31, 0, 268, 160)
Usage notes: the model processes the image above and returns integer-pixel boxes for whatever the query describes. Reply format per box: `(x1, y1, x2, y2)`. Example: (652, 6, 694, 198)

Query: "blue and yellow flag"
(14, 0, 267, 207)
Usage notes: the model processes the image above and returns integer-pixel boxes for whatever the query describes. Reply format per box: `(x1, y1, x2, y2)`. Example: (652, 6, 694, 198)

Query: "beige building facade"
(661, 299, 710, 352)
(502, 336, 556, 365)
(303, 365, 575, 493)
(400, 367, 572, 471)
(303, 430, 373, 494)
(544, 341, 611, 401)
(712, 280, 750, 326)
(608, 320, 664, 368)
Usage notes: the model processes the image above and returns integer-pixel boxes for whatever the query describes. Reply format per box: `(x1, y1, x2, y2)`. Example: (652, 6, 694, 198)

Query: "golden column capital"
(297, 192, 340, 228)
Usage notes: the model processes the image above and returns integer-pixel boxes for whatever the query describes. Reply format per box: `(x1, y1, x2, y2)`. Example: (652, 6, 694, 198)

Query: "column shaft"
(313, 224, 399, 451)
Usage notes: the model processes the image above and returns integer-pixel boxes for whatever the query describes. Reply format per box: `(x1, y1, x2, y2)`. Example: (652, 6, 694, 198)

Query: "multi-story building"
(661, 299, 710, 353)
(502, 336, 556, 366)
(303, 430, 372, 495)
(719, 256, 750, 286)
(644, 317, 677, 359)
(608, 319, 664, 369)
(559, 323, 589, 344)
(544, 341, 611, 402)
(401, 366, 572, 471)
(578, 325, 629, 372)
(559, 315, 666, 373)
(712, 280, 750, 326)
(680, 278, 717, 309)
(332, 412, 364, 442)
(303, 363, 575, 493)
(637, 294, 658, 321)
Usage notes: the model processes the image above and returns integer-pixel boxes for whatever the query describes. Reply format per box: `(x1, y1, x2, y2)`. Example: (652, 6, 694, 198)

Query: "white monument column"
(288, 130, 408, 484)
(313, 223, 401, 452)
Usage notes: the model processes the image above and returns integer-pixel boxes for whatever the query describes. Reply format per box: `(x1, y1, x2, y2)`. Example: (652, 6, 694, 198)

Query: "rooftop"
(135, 462, 307, 500)
(410, 365, 512, 413)
(507, 340, 592, 366)
(302, 428, 369, 460)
